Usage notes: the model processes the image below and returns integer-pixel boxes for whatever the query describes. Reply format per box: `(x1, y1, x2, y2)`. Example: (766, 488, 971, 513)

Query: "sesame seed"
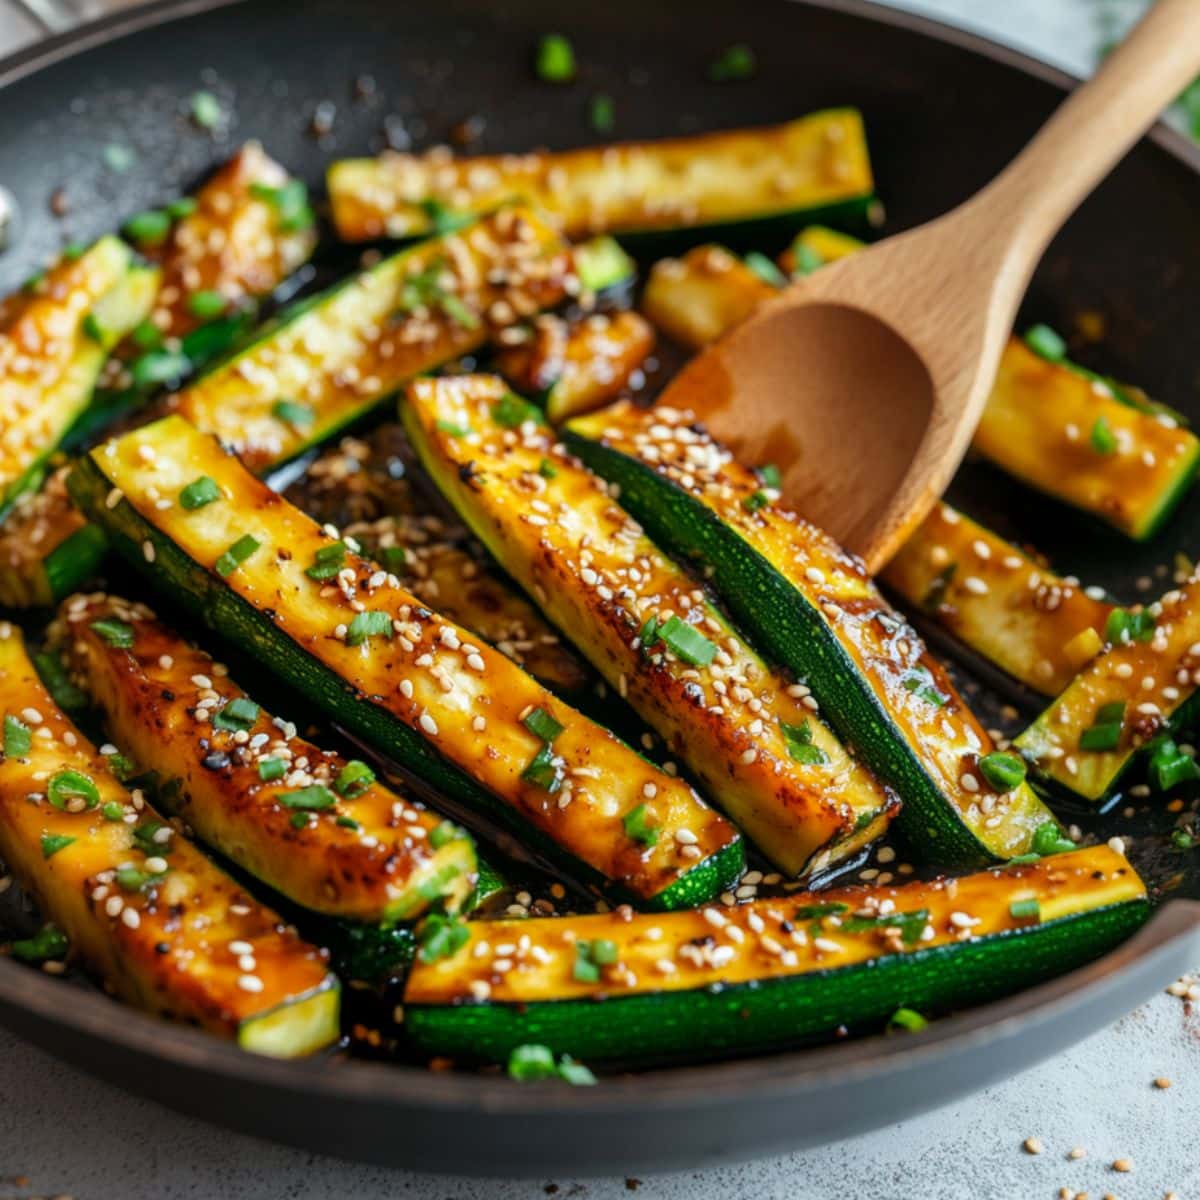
(121, 907, 140, 929)
(419, 713, 439, 736)
(1023, 1137, 1043, 1155)
(238, 974, 264, 993)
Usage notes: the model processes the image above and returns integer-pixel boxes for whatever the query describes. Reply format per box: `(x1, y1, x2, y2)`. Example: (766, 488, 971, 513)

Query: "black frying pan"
(1, 0, 1199, 1175)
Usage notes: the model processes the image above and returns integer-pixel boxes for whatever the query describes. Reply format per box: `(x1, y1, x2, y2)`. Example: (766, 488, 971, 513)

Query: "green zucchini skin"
(66, 452, 741, 913)
(406, 900, 1146, 1063)
(564, 414, 1055, 866)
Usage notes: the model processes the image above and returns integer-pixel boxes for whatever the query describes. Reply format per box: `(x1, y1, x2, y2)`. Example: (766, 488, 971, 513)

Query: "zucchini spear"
(0, 620, 339, 1057)
(403, 375, 897, 877)
(404, 844, 1147, 1064)
(565, 401, 1057, 865)
(56, 593, 477, 923)
(67, 415, 743, 911)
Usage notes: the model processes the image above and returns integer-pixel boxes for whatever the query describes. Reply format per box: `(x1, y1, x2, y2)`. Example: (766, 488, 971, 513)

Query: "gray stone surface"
(0, 1, 1197, 1196)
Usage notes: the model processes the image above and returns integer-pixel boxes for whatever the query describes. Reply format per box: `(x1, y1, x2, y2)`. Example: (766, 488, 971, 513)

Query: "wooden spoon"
(662, 0, 1200, 573)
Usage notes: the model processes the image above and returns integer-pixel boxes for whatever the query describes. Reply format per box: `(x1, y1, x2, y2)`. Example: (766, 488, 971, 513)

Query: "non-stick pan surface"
(0, 0, 1199, 1175)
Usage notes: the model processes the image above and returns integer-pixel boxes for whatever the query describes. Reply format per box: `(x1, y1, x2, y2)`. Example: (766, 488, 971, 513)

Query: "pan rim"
(0, 0, 1198, 1121)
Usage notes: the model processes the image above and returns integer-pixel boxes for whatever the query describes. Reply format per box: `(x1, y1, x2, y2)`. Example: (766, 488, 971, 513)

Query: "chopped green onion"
(556, 1056, 597, 1086)
(181, 312, 250, 363)
(418, 913, 470, 962)
(131, 349, 191, 390)
(623, 803, 659, 847)
(280, 784, 337, 811)
(123, 208, 171, 245)
(190, 89, 222, 129)
(345, 611, 394, 647)
(116, 865, 165, 892)
(658, 615, 716, 667)
(90, 617, 135, 648)
(573, 237, 635, 292)
(1009, 897, 1041, 921)
(271, 398, 314, 427)
(179, 475, 221, 510)
(573, 940, 601, 983)
(1080, 700, 1125, 753)
(290, 812, 311, 830)
(888, 1007, 928, 1033)
(507, 1043, 557, 1080)
(334, 760, 375, 799)
(107, 753, 138, 782)
(214, 534, 261, 577)
(1148, 738, 1200, 792)
(743, 251, 786, 288)
(47, 769, 100, 811)
(522, 706, 564, 743)
(257, 757, 286, 782)
(376, 546, 407, 573)
(305, 540, 347, 581)
(779, 718, 829, 766)
(843, 908, 929, 945)
(1024, 323, 1067, 362)
(10, 923, 68, 964)
(1105, 607, 1155, 644)
(436, 419, 472, 437)
(1031, 820, 1076, 857)
(132, 820, 171, 855)
(757, 463, 782, 489)
(131, 319, 164, 351)
(742, 490, 770, 513)
(101, 802, 126, 821)
(3, 715, 31, 758)
(211, 696, 260, 732)
(589, 93, 615, 134)
(535, 34, 576, 83)
(187, 289, 226, 320)
(62, 242, 86, 261)
(419, 198, 474, 236)
(415, 863, 462, 901)
(1170, 829, 1196, 850)
(493, 393, 542, 429)
(900, 667, 948, 707)
(792, 241, 824, 276)
(538, 458, 558, 480)
(166, 196, 198, 220)
(33, 652, 87, 712)
(638, 615, 661, 649)
(335, 815, 360, 830)
(81, 313, 106, 343)
(40, 833, 76, 859)
(977, 751, 1027, 793)
(429, 820, 463, 849)
(708, 42, 756, 82)
(521, 744, 562, 793)
(1090, 416, 1118, 455)
(249, 179, 314, 232)
(437, 292, 480, 330)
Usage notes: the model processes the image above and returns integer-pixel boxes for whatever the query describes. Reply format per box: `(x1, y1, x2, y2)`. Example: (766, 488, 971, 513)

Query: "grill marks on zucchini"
(403, 374, 895, 877)
(327, 110, 875, 246)
(0, 621, 338, 1056)
(404, 845, 1148, 1063)
(57, 593, 476, 922)
(976, 338, 1200, 540)
(1016, 572, 1200, 802)
(68, 415, 741, 909)
(565, 402, 1056, 865)
(0, 236, 157, 509)
(883, 502, 1112, 696)
(494, 311, 655, 424)
(286, 432, 589, 695)
(168, 206, 575, 474)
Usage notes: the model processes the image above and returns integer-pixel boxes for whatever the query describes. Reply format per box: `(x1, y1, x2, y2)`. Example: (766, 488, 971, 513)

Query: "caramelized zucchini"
(779, 224, 864, 276)
(566, 402, 1056, 865)
(641, 245, 774, 350)
(404, 845, 1147, 1063)
(1016, 574, 1200, 802)
(0, 621, 338, 1056)
(494, 311, 655, 423)
(975, 338, 1200, 540)
(58, 593, 476, 922)
(328, 110, 875, 249)
(286, 431, 588, 695)
(403, 375, 896, 877)
(883, 502, 1113, 696)
(0, 236, 157, 508)
(168, 206, 574, 474)
(68, 415, 743, 910)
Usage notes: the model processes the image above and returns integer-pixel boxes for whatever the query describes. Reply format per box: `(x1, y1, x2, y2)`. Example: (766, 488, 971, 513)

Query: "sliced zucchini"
(287, 431, 589, 696)
(641, 245, 774, 350)
(0, 620, 339, 1056)
(565, 402, 1056, 865)
(403, 375, 896, 877)
(975, 337, 1200, 540)
(494, 311, 655, 424)
(169, 206, 574, 474)
(130, 141, 318, 338)
(404, 844, 1147, 1063)
(57, 592, 477, 923)
(327, 110, 875, 249)
(1016, 575, 1200, 802)
(68, 415, 743, 910)
(779, 224, 864, 276)
(883, 502, 1113, 696)
(0, 237, 158, 509)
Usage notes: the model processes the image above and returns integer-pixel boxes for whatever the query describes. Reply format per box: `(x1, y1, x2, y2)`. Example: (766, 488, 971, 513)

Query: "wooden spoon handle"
(967, 0, 1200, 266)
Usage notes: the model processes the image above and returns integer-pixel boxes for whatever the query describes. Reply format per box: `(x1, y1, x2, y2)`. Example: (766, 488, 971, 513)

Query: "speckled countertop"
(0, 1, 1196, 1197)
